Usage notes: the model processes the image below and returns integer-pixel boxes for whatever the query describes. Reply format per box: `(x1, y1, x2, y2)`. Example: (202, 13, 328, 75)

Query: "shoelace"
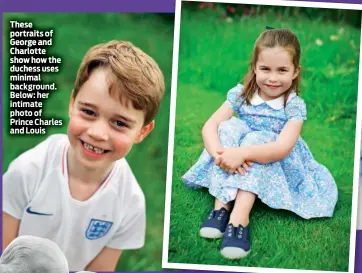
(208, 209, 226, 221)
(227, 224, 244, 239)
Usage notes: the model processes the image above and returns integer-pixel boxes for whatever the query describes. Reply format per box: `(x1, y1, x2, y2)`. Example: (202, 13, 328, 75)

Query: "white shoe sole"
(200, 227, 223, 239)
(221, 247, 251, 259)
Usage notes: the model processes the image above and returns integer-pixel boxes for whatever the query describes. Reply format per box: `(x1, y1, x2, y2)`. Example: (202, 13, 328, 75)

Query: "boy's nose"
(87, 122, 109, 141)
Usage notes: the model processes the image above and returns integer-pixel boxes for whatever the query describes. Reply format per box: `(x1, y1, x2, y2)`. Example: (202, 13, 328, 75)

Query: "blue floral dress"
(182, 84, 338, 219)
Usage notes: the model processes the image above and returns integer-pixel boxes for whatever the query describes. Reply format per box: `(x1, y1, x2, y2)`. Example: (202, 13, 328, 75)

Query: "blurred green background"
(168, 2, 361, 271)
(2, 13, 174, 271)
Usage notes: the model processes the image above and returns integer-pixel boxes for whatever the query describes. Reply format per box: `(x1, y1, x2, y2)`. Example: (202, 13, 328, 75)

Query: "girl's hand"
(236, 161, 253, 175)
(229, 161, 253, 175)
(211, 145, 224, 159)
(215, 148, 251, 175)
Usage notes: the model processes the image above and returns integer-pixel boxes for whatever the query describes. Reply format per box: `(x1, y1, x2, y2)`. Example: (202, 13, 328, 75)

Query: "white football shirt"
(3, 134, 146, 271)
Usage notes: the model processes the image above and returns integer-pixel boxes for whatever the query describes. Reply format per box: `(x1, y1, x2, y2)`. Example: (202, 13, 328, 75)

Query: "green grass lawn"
(2, 13, 174, 271)
(167, 6, 360, 271)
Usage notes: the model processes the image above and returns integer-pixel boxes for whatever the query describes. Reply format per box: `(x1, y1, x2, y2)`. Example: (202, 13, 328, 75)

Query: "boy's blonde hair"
(242, 29, 301, 106)
(73, 40, 165, 125)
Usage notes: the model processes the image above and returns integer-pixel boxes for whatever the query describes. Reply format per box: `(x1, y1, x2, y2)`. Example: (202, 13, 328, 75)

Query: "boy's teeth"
(84, 142, 105, 154)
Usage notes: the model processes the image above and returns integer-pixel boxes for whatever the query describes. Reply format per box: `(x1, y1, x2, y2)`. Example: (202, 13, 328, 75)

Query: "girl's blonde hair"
(242, 29, 301, 106)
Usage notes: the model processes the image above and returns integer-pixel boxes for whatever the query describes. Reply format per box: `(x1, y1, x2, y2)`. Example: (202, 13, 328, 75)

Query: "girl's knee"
(218, 118, 251, 146)
(241, 131, 277, 146)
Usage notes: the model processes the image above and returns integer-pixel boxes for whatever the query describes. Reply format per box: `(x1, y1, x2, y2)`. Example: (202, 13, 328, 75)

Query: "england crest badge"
(85, 218, 113, 240)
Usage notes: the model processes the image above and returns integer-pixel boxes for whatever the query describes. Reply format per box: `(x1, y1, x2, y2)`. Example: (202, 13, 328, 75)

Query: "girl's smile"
(265, 84, 282, 89)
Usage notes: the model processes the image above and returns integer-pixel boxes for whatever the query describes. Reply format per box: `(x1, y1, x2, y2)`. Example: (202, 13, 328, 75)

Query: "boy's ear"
(68, 90, 75, 117)
(134, 120, 155, 144)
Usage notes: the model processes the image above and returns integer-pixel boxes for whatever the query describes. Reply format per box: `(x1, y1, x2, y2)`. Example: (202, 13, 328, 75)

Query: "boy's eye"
(81, 108, 96, 116)
(114, 120, 128, 128)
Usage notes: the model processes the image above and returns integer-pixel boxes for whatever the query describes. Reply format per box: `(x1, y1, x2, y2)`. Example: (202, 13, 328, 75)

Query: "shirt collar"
(250, 90, 296, 110)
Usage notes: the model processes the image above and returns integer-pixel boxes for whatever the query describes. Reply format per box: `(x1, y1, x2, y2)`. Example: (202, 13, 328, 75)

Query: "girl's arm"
(242, 119, 304, 164)
(202, 102, 234, 158)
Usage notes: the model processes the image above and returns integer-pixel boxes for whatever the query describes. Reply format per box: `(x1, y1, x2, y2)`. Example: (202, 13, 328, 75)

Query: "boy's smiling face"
(67, 68, 154, 170)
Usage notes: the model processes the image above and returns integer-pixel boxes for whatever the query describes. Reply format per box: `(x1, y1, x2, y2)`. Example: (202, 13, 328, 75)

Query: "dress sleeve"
(226, 84, 245, 112)
(285, 96, 307, 120)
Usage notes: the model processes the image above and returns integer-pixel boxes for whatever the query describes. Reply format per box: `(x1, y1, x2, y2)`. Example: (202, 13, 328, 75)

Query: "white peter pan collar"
(250, 90, 296, 110)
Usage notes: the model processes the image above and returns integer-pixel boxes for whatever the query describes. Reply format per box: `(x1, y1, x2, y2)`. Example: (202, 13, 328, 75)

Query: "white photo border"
(162, 1, 362, 273)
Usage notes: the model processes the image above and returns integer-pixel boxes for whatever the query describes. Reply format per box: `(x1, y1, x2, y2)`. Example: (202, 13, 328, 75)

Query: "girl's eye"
(81, 108, 96, 116)
(261, 67, 269, 71)
(114, 120, 128, 128)
(279, 69, 287, 72)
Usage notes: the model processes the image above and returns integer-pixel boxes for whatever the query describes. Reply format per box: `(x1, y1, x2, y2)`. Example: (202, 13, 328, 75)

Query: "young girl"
(182, 28, 338, 260)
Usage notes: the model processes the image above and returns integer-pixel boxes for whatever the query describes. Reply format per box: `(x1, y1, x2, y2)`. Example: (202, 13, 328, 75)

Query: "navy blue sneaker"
(220, 223, 251, 259)
(200, 208, 230, 239)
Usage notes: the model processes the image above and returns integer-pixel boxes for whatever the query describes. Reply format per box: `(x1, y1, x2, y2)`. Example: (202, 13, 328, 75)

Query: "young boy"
(3, 40, 165, 271)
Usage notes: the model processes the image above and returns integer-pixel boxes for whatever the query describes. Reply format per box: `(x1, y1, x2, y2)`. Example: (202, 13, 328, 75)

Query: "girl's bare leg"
(220, 189, 255, 259)
(229, 189, 256, 227)
(214, 198, 231, 211)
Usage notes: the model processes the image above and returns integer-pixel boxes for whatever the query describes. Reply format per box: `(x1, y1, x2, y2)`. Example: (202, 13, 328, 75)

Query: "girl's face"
(254, 46, 299, 101)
